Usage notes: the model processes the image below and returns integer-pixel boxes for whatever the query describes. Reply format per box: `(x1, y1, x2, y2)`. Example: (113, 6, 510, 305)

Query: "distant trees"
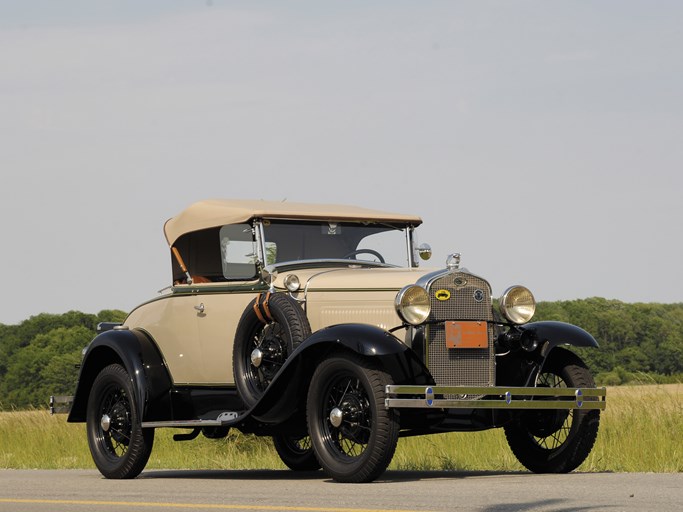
(0, 310, 126, 410)
(534, 298, 683, 384)
(0, 300, 681, 409)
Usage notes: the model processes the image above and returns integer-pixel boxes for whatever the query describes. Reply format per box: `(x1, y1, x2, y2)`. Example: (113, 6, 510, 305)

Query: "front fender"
(250, 323, 432, 423)
(518, 321, 599, 356)
(496, 321, 599, 387)
(300, 323, 410, 356)
(290, 323, 433, 385)
(67, 329, 172, 423)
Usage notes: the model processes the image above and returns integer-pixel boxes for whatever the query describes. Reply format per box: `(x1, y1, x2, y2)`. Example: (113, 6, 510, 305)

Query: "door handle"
(194, 303, 205, 313)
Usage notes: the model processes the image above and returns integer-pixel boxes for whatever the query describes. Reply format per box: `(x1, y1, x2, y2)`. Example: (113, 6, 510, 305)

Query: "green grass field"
(1, 384, 681, 473)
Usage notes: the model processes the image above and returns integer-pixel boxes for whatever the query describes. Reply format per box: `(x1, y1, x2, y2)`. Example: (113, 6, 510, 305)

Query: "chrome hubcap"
(100, 414, 111, 432)
(250, 348, 263, 367)
(329, 407, 343, 428)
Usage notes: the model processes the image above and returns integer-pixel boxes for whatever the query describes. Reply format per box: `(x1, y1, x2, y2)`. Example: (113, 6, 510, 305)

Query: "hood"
(273, 266, 436, 292)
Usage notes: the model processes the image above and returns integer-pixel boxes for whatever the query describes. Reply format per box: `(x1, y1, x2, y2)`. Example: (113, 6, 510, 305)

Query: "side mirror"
(417, 243, 432, 261)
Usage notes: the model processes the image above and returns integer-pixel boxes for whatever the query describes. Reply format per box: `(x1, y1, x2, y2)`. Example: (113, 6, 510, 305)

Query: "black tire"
(233, 293, 311, 407)
(504, 347, 600, 473)
(273, 433, 321, 471)
(307, 352, 399, 483)
(86, 364, 154, 479)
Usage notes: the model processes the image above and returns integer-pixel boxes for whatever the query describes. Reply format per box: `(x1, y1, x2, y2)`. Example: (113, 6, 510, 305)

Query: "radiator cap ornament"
(447, 253, 461, 270)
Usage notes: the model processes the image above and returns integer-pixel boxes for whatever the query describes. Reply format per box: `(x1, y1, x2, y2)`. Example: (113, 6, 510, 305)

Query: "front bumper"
(385, 385, 606, 410)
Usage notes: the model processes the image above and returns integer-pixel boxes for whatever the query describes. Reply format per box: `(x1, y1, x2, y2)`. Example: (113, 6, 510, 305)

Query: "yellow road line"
(0, 499, 434, 512)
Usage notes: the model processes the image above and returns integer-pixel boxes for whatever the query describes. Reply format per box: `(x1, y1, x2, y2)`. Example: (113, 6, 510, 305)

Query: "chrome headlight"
(500, 286, 536, 324)
(283, 274, 301, 292)
(395, 285, 431, 325)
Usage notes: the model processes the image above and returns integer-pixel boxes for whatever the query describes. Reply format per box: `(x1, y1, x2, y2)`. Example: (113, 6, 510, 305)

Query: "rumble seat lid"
(164, 199, 423, 245)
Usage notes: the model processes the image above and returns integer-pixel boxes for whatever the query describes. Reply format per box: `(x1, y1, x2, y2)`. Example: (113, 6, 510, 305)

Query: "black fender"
(508, 321, 598, 386)
(67, 328, 172, 423)
(250, 323, 433, 423)
(518, 321, 599, 354)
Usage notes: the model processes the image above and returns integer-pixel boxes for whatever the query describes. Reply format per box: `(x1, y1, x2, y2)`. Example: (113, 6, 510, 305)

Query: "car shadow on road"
(139, 468, 531, 483)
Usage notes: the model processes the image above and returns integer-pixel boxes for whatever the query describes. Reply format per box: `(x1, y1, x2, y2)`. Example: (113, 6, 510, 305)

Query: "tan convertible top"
(164, 199, 423, 245)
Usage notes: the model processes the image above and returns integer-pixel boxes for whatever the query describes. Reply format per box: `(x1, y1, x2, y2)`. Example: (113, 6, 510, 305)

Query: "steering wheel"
(343, 249, 386, 264)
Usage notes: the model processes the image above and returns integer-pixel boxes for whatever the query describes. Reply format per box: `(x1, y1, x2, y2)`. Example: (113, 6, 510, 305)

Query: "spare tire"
(233, 293, 311, 408)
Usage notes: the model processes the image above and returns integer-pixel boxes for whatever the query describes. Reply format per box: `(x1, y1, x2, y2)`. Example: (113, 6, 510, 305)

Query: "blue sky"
(0, 1, 681, 323)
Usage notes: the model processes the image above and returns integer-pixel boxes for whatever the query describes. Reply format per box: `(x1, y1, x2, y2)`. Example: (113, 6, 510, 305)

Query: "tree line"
(534, 298, 683, 385)
(1, 299, 681, 409)
(0, 310, 126, 410)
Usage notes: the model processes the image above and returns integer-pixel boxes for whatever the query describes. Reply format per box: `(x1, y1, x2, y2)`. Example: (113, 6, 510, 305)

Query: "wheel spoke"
(97, 385, 134, 458)
(321, 374, 372, 458)
(109, 427, 131, 444)
(531, 372, 573, 449)
(260, 357, 284, 367)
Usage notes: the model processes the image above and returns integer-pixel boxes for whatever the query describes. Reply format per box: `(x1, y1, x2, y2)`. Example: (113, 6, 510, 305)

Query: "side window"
(220, 224, 258, 280)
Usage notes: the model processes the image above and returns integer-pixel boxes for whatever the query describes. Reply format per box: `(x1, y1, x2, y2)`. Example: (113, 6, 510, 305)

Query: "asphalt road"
(0, 469, 681, 512)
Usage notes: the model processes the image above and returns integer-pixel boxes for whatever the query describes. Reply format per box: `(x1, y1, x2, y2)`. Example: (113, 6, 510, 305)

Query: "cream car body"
(125, 267, 422, 385)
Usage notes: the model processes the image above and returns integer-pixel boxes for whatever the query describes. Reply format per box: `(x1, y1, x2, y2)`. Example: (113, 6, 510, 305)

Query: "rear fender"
(67, 329, 172, 423)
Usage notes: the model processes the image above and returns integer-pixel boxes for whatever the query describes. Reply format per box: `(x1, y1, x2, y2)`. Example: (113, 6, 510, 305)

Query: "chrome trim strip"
(255, 220, 267, 267)
(406, 227, 414, 268)
(274, 259, 396, 270)
(171, 283, 266, 295)
(415, 268, 494, 297)
(384, 385, 606, 410)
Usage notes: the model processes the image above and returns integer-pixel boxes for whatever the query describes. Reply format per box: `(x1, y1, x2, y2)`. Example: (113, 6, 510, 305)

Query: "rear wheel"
(86, 364, 154, 479)
(307, 353, 399, 483)
(272, 433, 321, 471)
(504, 348, 600, 473)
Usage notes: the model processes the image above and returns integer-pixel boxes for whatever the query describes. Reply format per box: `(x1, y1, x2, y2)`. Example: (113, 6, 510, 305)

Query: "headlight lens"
(500, 286, 536, 324)
(395, 285, 431, 325)
(284, 274, 301, 292)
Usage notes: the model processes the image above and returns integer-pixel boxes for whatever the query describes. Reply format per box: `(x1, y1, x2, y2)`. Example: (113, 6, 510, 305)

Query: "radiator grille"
(426, 272, 495, 392)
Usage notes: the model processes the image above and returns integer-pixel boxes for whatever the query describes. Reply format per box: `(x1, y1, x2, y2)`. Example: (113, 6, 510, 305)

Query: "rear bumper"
(49, 395, 74, 414)
(385, 385, 606, 410)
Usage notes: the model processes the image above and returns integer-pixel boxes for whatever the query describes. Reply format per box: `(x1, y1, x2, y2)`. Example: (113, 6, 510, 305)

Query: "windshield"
(262, 220, 412, 267)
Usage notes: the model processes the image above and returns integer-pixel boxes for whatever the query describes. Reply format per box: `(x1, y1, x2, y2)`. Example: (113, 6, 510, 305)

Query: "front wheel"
(504, 347, 600, 473)
(307, 353, 399, 483)
(86, 364, 154, 479)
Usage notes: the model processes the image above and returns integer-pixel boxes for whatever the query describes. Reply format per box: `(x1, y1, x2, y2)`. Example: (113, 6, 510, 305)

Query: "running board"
(142, 411, 241, 429)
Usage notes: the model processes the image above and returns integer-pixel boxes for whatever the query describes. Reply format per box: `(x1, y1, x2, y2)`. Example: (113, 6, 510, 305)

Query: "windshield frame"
(254, 218, 417, 270)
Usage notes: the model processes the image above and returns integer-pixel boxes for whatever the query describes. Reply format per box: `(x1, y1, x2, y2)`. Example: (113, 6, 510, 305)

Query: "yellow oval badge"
(435, 289, 451, 301)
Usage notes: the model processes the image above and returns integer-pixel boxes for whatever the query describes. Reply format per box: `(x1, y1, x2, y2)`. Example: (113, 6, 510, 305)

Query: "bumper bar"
(49, 395, 74, 414)
(385, 385, 606, 410)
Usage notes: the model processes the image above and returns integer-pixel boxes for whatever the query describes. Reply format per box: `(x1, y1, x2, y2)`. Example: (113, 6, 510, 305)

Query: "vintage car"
(61, 199, 605, 483)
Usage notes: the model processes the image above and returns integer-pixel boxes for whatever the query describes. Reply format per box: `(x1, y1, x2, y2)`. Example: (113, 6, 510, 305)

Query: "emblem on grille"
(473, 289, 485, 302)
(453, 277, 467, 287)
(435, 289, 451, 301)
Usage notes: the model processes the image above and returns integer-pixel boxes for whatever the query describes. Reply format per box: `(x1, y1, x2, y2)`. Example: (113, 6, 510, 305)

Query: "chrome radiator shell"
(420, 270, 495, 390)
